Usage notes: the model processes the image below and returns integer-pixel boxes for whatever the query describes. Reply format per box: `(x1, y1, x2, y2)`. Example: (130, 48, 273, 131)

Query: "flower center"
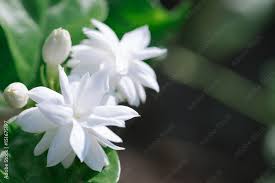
(73, 110, 82, 120)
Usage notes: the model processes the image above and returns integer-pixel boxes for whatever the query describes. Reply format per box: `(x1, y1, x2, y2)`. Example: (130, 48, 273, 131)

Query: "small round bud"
(4, 82, 29, 108)
(42, 28, 72, 65)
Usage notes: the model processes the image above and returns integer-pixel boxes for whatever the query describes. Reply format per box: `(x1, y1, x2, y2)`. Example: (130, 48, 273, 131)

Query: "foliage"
(0, 0, 108, 89)
(106, 0, 190, 42)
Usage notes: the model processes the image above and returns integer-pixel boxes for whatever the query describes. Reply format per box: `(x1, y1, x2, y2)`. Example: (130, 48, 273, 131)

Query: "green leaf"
(0, 0, 108, 87)
(87, 149, 120, 183)
(21, 0, 50, 25)
(106, 0, 191, 41)
(45, 0, 108, 43)
(0, 27, 19, 90)
(0, 0, 43, 85)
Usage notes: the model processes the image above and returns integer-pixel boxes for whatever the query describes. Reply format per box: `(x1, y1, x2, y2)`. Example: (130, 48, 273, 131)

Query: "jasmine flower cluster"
(3, 20, 166, 172)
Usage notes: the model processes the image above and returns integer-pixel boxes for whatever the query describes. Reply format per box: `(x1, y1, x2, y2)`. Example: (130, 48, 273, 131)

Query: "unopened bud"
(4, 83, 29, 108)
(42, 28, 72, 65)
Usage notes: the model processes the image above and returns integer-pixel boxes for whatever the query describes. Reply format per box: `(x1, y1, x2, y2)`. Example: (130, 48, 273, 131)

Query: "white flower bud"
(4, 82, 29, 108)
(42, 28, 72, 65)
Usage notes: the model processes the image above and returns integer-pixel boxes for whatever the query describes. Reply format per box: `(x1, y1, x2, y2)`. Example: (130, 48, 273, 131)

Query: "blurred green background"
(1, 0, 275, 182)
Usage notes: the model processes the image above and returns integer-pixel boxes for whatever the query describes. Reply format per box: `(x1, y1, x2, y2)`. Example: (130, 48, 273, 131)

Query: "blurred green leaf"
(106, 0, 190, 42)
(0, 92, 12, 116)
(264, 126, 275, 164)
(45, 0, 108, 43)
(0, 0, 108, 87)
(0, 122, 120, 182)
(0, 28, 19, 90)
(257, 173, 275, 183)
(21, 0, 50, 25)
(0, 0, 43, 85)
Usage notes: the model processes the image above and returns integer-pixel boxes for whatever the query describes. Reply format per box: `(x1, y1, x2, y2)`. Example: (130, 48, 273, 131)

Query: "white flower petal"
(16, 107, 56, 133)
(101, 94, 118, 105)
(37, 102, 73, 125)
(92, 19, 119, 43)
(135, 47, 167, 60)
(115, 46, 130, 74)
(83, 115, 125, 128)
(58, 66, 73, 105)
(92, 130, 125, 151)
(70, 63, 100, 81)
(84, 134, 109, 172)
(92, 126, 122, 143)
(62, 150, 76, 168)
(72, 72, 90, 107)
(71, 44, 111, 67)
(121, 25, 150, 49)
(66, 58, 80, 68)
(93, 105, 139, 120)
(130, 60, 156, 79)
(132, 94, 141, 107)
(82, 28, 115, 52)
(75, 69, 109, 114)
(117, 77, 137, 106)
(47, 126, 72, 167)
(70, 121, 87, 162)
(135, 82, 146, 103)
(34, 130, 57, 156)
(132, 72, 159, 92)
(28, 87, 64, 104)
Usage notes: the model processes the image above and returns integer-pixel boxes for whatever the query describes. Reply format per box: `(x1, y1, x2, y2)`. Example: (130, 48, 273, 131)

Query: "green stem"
(46, 64, 58, 90)
(40, 64, 48, 87)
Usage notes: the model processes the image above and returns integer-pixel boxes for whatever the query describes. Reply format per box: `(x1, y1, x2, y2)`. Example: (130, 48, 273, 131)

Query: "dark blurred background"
(114, 0, 275, 182)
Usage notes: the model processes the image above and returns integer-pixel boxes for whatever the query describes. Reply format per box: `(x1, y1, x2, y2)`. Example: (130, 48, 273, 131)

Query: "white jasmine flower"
(4, 82, 29, 108)
(15, 66, 139, 171)
(43, 28, 72, 65)
(68, 19, 167, 106)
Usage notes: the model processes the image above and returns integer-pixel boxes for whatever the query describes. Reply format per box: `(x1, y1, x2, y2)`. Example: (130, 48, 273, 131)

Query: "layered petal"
(74, 69, 109, 115)
(16, 107, 56, 133)
(62, 150, 76, 168)
(71, 72, 90, 107)
(66, 58, 80, 68)
(70, 121, 87, 162)
(69, 60, 101, 77)
(70, 44, 111, 68)
(134, 47, 167, 60)
(93, 105, 139, 120)
(135, 82, 146, 103)
(101, 94, 118, 106)
(84, 134, 109, 172)
(28, 87, 64, 104)
(37, 102, 73, 125)
(131, 71, 159, 92)
(117, 76, 137, 106)
(58, 66, 73, 105)
(121, 25, 150, 49)
(83, 115, 125, 128)
(47, 126, 72, 167)
(92, 129, 125, 151)
(130, 60, 156, 79)
(92, 126, 122, 143)
(92, 19, 119, 43)
(82, 28, 115, 53)
(34, 129, 57, 156)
